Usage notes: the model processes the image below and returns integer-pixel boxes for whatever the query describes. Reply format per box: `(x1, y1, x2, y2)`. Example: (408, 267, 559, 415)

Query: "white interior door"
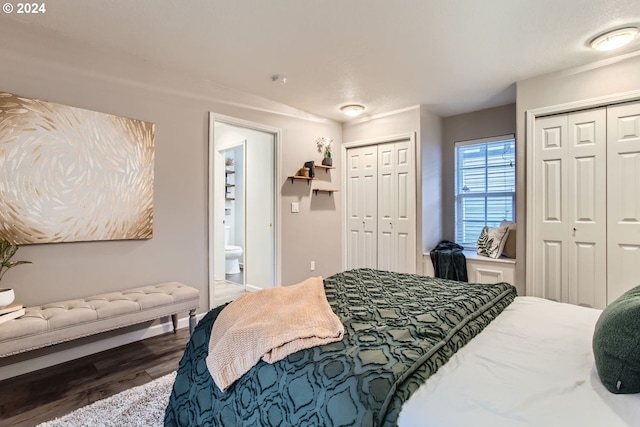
(346, 145, 377, 269)
(377, 143, 394, 271)
(532, 114, 568, 303)
(346, 138, 416, 274)
(567, 108, 607, 308)
(377, 140, 416, 273)
(607, 101, 640, 302)
(533, 109, 607, 308)
(245, 132, 275, 291)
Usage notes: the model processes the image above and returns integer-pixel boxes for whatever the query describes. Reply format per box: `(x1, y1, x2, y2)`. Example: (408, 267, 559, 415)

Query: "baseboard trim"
(0, 313, 206, 381)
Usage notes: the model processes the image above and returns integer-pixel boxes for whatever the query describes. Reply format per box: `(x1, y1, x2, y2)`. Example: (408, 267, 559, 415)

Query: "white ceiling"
(5, 0, 640, 121)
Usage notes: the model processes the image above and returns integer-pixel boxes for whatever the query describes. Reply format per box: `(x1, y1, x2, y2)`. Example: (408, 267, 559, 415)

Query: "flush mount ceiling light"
(340, 104, 365, 117)
(590, 27, 639, 51)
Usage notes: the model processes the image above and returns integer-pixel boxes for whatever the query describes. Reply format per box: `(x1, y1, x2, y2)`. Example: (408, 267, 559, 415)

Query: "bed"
(164, 268, 640, 426)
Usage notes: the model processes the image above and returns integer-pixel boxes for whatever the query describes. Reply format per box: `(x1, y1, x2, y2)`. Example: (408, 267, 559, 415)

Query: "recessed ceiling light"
(590, 27, 639, 51)
(340, 104, 365, 117)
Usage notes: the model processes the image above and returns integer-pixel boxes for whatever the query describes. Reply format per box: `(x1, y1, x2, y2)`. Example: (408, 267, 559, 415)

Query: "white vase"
(0, 288, 15, 307)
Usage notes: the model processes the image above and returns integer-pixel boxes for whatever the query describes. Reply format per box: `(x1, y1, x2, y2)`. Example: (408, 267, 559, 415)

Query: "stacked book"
(0, 303, 25, 324)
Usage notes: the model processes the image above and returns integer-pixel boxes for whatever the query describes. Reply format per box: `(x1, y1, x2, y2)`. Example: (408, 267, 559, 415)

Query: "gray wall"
(0, 19, 343, 375)
(516, 54, 640, 294)
(441, 104, 516, 241)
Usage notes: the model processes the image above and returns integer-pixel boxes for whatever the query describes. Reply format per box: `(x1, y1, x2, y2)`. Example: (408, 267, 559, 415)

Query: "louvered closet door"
(607, 102, 640, 302)
(377, 140, 416, 274)
(532, 108, 607, 308)
(346, 145, 378, 269)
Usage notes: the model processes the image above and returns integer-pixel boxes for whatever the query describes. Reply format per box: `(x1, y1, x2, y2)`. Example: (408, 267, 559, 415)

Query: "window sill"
(461, 250, 516, 264)
(424, 250, 516, 264)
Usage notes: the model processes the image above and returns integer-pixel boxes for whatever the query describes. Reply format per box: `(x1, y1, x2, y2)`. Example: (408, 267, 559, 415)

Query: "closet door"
(566, 109, 607, 307)
(377, 140, 416, 274)
(532, 114, 568, 303)
(532, 109, 606, 308)
(607, 102, 640, 302)
(346, 145, 378, 269)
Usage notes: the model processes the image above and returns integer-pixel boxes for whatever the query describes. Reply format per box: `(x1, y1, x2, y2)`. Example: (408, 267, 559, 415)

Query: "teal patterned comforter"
(165, 268, 516, 427)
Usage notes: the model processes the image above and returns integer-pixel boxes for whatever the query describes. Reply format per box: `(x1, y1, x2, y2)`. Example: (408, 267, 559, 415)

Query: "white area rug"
(37, 372, 176, 427)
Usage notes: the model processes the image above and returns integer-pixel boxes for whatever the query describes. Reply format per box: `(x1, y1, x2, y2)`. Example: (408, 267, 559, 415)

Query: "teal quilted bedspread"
(165, 268, 516, 427)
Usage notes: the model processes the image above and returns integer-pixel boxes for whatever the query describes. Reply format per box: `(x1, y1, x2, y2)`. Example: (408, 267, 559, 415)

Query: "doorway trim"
(208, 112, 282, 310)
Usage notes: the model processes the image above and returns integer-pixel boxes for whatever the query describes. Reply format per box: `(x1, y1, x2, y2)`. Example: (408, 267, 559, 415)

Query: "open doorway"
(208, 114, 281, 309)
(220, 143, 245, 285)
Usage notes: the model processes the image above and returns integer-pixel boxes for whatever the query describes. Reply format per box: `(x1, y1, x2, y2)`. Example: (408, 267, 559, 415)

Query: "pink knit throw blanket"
(206, 276, 345, 392)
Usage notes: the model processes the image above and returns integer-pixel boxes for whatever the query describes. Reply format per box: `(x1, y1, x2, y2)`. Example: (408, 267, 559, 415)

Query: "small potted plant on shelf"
(0, 240, 31, 307)
(316, 137, 333, 166)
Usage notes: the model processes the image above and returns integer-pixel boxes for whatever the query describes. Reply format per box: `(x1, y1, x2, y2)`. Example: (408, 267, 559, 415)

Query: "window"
(455, 135, 516, 248)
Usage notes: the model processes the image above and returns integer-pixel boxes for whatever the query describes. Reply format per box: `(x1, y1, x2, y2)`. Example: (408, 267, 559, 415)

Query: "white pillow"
(477, 226, 510, 259)
(500, 220, 517, 259)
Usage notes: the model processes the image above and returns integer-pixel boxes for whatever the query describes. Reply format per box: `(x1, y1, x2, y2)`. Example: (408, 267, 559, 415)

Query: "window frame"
(454, 134, 516, 249)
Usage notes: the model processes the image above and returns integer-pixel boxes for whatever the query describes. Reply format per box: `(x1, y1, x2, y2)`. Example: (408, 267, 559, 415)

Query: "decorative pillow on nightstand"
(476, 226, 510, 259)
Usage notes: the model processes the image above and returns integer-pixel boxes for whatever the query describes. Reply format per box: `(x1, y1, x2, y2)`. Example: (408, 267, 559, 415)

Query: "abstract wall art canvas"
(0, 92, 155, 244)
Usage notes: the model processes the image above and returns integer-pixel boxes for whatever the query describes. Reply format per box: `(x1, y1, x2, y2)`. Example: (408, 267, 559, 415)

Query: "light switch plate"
(291, 202, 299, 213)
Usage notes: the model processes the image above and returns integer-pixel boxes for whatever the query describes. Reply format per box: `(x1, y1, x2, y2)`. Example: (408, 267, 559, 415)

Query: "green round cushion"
(593, 285, 640, 394)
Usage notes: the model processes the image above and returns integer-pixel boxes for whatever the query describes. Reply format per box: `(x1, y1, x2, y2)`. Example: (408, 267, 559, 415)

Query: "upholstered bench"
(0, 282, 199, 358)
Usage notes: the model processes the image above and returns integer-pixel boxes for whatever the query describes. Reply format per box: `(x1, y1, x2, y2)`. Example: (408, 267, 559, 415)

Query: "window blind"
(455, 135, 516, 248)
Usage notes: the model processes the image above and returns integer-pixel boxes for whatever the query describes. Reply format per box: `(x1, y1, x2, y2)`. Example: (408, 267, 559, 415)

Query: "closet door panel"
(378, 229, 393, 272)
(393, 140, 416, 273)
(533, 115, 569, 301)
(542, 240, 563, 302)
(567, 108, 606, 308)
(607, 102, 640, 302)
(377, 143, 395, 270)
(347, 145, 377, 269)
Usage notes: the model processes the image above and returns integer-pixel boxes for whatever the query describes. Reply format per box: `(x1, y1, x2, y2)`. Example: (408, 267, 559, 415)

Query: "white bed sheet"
(398, 296, 640, 427)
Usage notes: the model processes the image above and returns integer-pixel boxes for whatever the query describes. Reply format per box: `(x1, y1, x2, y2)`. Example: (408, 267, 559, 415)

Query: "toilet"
(225, 226, 243, 274)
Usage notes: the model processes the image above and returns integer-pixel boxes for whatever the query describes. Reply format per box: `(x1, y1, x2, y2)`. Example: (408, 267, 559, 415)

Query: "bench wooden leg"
(189, 309, 196, 335)
(171, 314, 178, 333)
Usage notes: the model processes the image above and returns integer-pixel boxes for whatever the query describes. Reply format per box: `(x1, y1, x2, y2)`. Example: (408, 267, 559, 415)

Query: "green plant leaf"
(0, 240, 31, 283)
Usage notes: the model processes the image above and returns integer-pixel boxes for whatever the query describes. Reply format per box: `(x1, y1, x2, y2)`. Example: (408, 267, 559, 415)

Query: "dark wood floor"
(0, 328, 190, 427)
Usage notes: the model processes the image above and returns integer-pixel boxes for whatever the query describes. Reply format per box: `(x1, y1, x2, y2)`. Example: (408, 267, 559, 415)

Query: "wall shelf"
(288, 176, 316, 184)
(225, 169, 235, 198)
(315, 164, 335, 173)
(313, 189, 338, 196)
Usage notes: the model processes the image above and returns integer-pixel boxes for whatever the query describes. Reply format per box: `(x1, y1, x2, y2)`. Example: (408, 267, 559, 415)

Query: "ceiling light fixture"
(340, 104, 365, 117)
(590, 27, 639, 51)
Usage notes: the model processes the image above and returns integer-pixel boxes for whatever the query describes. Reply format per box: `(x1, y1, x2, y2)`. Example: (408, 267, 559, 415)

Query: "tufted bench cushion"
(0, 282, 199, 358)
